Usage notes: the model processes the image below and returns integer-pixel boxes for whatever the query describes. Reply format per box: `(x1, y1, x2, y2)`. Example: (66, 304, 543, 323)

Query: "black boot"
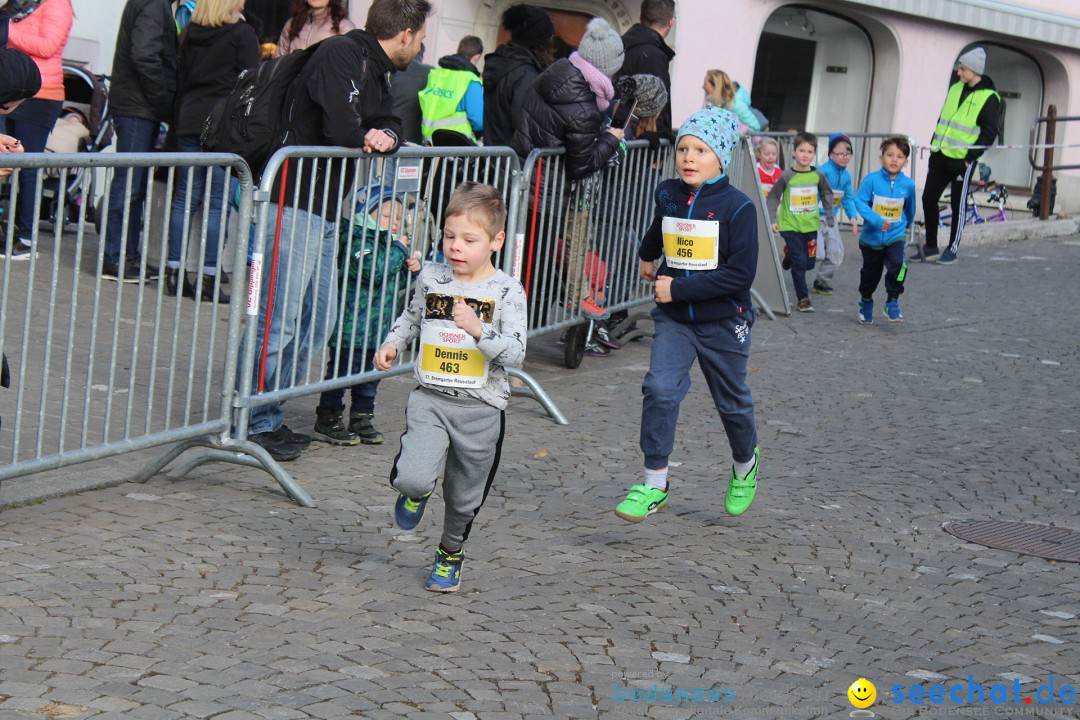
(194, 274, 230, 304)
(164, 268, 180, 296)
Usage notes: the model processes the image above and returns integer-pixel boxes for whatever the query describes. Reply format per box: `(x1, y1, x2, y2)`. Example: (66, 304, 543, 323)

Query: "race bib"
(873, 194, 904, 221)
(789, 186, 818, 213)
(832, 190, 844, 208)
(662, 217, 719, 270)
(762, 183, 774, 198)
(418, 325, 488, 388)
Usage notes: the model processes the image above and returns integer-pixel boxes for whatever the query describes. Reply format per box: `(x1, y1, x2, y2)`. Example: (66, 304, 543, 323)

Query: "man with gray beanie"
(918, 46, 1001, 265)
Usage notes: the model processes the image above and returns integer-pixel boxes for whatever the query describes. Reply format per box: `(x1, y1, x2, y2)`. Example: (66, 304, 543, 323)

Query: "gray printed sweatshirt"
(383, 263, 528, 409)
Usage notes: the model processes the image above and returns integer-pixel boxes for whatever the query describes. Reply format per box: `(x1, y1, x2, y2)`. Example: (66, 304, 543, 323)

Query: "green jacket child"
(331, 186, 420, 351)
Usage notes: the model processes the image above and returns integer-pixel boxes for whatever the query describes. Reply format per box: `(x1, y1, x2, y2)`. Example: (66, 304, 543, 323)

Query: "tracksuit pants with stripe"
(922, 152, 977, 253)
(859, 241, 907, 300)
(390, 386, 505, 550)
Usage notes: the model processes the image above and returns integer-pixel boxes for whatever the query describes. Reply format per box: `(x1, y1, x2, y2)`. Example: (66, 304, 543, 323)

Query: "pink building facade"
(349, 0, 1080, 211)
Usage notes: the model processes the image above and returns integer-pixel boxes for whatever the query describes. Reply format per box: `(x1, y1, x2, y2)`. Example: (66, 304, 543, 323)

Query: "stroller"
(39, 63, 113, 227)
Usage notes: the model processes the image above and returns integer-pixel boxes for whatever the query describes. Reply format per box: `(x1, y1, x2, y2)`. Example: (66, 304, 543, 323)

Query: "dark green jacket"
(330, 219, 412, 349)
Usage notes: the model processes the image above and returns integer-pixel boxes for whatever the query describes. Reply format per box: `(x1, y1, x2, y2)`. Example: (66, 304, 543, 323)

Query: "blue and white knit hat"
(675, 106, 740, 171)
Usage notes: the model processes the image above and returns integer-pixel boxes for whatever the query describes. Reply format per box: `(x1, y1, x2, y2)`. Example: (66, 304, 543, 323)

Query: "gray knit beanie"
(615, 74, 667, 118)
(577, 17, 624, 78)
(956, 47, 986, 75)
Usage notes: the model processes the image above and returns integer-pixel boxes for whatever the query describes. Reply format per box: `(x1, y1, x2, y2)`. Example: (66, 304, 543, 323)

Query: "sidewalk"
(0, 233, 1077, 720)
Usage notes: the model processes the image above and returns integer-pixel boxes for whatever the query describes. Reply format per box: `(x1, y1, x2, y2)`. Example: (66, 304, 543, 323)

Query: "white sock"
(645, 467, 668, 491)
(733, 455, 757, 477)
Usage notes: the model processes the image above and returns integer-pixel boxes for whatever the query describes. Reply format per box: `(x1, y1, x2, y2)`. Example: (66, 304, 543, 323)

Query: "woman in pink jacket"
(0, 0, 73, 259)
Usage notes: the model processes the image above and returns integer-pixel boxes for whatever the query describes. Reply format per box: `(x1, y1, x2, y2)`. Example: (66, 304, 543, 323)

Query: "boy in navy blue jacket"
(615, 106, 761, 523)
(854, 136, 917, 324)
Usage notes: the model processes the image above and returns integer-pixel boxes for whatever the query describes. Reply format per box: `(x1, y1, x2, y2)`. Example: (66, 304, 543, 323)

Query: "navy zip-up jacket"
(638, 175, 758, 323)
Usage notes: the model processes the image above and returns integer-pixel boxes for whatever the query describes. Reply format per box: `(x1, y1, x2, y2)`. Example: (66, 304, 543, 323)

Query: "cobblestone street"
(1, 235, 1078, 720)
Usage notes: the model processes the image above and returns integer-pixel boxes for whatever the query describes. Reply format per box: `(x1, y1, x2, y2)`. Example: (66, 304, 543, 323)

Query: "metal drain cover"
(943, 521, 1080, 563)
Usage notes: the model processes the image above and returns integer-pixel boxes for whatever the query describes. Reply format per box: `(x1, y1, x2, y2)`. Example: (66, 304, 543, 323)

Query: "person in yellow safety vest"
(418, 35, 483, 143)
(917, 46, 1001, 265)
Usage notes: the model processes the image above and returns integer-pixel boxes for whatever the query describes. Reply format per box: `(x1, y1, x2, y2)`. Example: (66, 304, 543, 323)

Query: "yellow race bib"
(873, 194, 904, 221)
(789, 186, 818, 213)
(662, 217, 720, 270)
(418, 324, 488, 388)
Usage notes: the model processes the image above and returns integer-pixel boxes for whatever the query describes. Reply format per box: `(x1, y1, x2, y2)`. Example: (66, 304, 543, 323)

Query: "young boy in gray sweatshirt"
(375, 182, 528, 593)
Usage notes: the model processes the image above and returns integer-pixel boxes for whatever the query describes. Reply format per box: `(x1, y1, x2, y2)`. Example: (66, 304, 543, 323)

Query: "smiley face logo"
(848, 678, 876, 709)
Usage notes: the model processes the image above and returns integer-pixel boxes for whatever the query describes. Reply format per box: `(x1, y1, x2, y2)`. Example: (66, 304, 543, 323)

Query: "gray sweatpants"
(814, 221, 845, 281)
(389, 386, 505, 550)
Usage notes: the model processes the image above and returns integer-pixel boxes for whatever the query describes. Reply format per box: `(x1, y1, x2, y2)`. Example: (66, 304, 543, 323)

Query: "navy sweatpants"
(640, 308, 758, 470)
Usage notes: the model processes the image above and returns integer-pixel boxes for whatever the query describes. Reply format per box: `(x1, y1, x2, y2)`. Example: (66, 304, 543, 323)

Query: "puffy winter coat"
(6, 0, 73, 97)
(482, 42, 543, 148)
(512, 57, 620, 181)
(110, 0, 178, 122)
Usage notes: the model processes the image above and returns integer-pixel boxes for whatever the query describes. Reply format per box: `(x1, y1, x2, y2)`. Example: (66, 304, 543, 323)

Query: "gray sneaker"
(313, 409, 360, 446)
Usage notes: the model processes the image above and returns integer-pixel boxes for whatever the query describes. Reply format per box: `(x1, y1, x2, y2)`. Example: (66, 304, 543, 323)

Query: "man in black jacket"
(615, 0, 676, 138)
(102, 0, 178, 282)
(245, 0, 431, 461)
(482, 4, 554, 148)
(917, 46, 1001, 265)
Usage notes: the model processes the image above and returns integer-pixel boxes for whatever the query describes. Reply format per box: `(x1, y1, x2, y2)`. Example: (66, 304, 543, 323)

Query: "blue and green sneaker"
(725, 447, 760, 516)
(394, 490, 432, 530)
(425, 547, 464, 593)
(614, 484, 669, 523)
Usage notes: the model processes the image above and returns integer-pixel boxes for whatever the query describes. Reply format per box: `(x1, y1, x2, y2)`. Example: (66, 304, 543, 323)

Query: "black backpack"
(200, 44, 321, 178)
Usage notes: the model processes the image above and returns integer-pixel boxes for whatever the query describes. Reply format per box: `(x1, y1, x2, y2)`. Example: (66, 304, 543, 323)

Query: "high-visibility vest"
(932, 81, 1000, 159)
(418, 68, 477, 142)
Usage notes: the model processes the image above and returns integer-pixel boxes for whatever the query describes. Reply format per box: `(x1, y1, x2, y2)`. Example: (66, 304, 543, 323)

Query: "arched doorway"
(962, 43, 1043, 188)
(751, 6, 872, 135)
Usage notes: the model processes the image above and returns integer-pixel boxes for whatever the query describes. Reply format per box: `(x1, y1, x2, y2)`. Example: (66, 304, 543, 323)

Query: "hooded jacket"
(512, 57, 620, 181)
(420, 53, 482, 137)
(110, 0, 178, 122)
(175, 21, 259, 136)
(271, 29, 403, 217)
(482, 42, 542, 147)
(638, 175, 758, 323)
(615, 24, 674, 137)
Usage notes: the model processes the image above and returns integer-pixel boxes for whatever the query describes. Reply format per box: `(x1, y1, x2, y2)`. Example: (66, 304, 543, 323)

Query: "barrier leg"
(750, 288, 777, 321)
(508, 367, 568, 425)
(130, 437, 316, 508)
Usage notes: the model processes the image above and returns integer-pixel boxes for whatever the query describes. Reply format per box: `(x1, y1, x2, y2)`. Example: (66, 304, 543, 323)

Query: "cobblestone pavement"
(1, 236, 1078, 720)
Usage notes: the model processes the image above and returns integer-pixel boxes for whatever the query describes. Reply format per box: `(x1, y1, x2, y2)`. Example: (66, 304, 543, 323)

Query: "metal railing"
(1029, 105, 1077, 220)
(0, 152, 251, 487)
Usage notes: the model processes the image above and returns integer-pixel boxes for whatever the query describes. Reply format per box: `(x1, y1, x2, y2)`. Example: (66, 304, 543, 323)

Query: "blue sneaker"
(884, 299, 904, 323)
(858, 299, 874, 325)
(425, 547, 464, 593)
(394, 490, 432, 530)
(936, 248, 958, 265)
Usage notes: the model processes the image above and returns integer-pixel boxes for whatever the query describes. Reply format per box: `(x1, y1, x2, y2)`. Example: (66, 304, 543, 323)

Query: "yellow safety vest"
(932, 81, 1000, 159)
(418, 68, 477, 142)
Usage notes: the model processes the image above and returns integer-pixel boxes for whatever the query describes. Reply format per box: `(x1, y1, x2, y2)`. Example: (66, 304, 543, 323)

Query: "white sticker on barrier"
(512, 232, 524, 279)
(247, 252, 263, 315)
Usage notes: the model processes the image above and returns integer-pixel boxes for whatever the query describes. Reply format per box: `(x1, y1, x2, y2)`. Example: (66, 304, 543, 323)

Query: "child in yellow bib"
(853, 136, 917, 324)
(375, 182, 527, 593)
(615, 106, 761, 524)
(765, 131, 834, 313)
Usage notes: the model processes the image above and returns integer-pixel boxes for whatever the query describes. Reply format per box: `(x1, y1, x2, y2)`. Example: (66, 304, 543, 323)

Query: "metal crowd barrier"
(4, 136, 841, 505)
(514, 139, 676, 367)
(0, 152, 251, 490)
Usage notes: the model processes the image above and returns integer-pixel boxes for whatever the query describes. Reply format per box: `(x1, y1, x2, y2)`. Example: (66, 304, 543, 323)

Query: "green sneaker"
(614, 484, 668, 523)
(725, 447, 760, 516)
